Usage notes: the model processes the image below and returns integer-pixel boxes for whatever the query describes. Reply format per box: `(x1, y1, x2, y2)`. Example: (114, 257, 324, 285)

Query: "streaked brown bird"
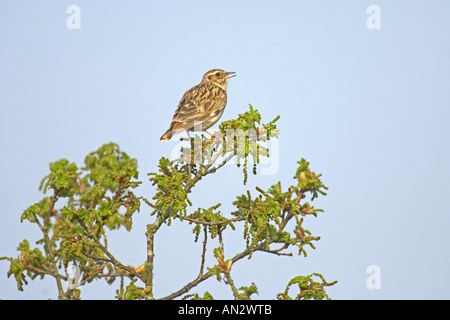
(160, 69, 236, 141)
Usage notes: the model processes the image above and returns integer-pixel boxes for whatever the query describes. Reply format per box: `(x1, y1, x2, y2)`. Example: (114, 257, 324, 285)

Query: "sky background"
(1, 1, 449, 300)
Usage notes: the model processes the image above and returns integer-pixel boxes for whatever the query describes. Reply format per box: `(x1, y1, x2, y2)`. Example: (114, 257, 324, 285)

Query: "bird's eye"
(215, 72, 221, 76)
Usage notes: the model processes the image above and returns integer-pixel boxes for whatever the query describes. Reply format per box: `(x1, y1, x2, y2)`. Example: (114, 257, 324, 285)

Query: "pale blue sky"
(1, 1, 449, 299)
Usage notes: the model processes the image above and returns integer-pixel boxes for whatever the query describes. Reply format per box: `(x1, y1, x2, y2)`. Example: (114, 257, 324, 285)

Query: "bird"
(160, 69, 236, 141)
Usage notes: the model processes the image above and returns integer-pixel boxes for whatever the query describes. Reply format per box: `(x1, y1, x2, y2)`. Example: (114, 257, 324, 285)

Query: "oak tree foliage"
(1, 105, 337, 300)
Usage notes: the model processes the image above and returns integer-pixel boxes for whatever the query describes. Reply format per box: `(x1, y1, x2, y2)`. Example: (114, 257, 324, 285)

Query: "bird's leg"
(180, 131, 191, 142)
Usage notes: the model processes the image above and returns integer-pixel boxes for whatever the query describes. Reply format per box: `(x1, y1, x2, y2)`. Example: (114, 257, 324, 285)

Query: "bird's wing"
(171, 83, 225, 122)
(171, 86, 201, 123)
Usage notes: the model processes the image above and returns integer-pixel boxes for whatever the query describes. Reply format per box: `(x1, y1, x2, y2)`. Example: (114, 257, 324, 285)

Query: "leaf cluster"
(1, 143, 142, 299)
(219, 104, 280, 184)
(232, 159, 328, 258)
(147, 157, 192, 223)
(277, 273, 338, 300)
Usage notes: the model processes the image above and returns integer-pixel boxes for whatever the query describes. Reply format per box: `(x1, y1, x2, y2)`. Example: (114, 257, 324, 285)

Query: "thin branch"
(218, 229, 225, 257)
(42, 191, 65, 299)
(96, 272, 134, 278)
(160, 240, 278, 300)
(78, 269, 103, 287)
(78, 220, 143, 282)
(225, 273, 239, 300)
(207, 152, 235, 174)
(198, 226, 208, 277)
(204, 136, 229, 169)
(261, 249, 292, 257)
(24, 263, 62, 280)
(181, 216, 245, 226)
(81, 253, 114, 264)
(160, 270, 214, 300)
(218, 226, 239, 299)
(145, 223, 157, 298)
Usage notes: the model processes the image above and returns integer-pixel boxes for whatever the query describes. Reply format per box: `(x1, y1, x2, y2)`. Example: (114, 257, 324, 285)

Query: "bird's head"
(202, 69, 236, 89)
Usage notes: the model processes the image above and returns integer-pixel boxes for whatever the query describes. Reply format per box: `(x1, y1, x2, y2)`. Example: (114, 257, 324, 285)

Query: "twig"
(261, 249, 292, 256)
(145, 223, 157, 298)
(198, 226, 208, 277)
(225, 273, 239, 300)
(25, 263, 62, 280)
(41, 191, 65, 299)
(78, 220, 143, 282)
(207, 153, 235, 174)
(160, 270, 214, 300)
(160, 240, 280, 300)
(81, 253, 114, 264)
(181, 216, 245, 226)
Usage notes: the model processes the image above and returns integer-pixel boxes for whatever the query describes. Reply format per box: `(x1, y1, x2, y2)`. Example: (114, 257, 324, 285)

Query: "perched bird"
(160, 69, 236, 141)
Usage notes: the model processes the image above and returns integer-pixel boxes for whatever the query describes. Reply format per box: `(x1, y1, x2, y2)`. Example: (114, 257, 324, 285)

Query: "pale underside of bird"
(160, 69, 236, 141)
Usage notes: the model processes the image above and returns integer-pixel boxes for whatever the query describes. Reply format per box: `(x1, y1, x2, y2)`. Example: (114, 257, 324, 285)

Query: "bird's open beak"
(225, 72, 236, 79)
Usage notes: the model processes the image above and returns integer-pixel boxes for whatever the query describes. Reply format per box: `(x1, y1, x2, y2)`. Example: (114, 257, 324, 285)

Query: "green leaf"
(40, 159, 80, 197)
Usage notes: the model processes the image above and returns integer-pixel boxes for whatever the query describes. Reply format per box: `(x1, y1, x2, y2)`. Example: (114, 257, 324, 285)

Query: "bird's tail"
(160, 129, 173, 141)
(160, 122, 183, 141)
